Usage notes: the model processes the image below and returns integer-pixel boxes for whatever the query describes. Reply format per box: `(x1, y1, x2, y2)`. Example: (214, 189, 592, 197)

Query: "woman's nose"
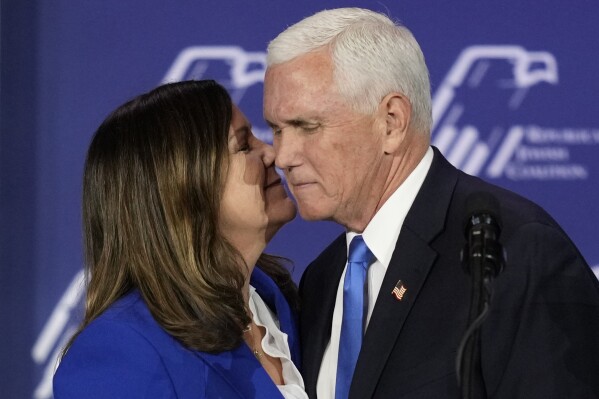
(260, 140, 276, 168)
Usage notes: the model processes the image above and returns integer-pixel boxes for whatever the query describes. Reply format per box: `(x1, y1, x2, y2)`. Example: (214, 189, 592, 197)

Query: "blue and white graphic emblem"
(432, 45, 599, 180)
(162, 46, 266, 103)
(162, 46, 272, 143)
(32, 271, 84, 399)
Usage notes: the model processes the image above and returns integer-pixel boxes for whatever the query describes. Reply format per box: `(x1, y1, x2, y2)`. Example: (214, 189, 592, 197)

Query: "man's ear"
(379, 92, 412, 154)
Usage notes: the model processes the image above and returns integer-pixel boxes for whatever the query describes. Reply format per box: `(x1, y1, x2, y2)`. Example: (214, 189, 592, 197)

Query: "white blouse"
(248, 286, 308, 399)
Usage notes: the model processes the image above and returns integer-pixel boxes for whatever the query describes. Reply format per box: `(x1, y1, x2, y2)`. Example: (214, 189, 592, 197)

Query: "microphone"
(461, 192, 505, 278)
(457, 192, 506, 399)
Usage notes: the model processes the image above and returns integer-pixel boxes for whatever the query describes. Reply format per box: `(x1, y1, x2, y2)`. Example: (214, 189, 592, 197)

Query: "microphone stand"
(456, 213, 505, 399)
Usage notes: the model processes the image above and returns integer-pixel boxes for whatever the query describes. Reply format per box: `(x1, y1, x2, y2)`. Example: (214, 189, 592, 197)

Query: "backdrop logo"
(431, 45, 599, 180)
(162, 46, 272, 143)
(162, 46, 266, 102)
(32, 270, 84, 399)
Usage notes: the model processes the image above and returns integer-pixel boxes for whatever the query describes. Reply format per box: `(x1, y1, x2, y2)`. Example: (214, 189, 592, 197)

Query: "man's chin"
(297, 206, 330, 222)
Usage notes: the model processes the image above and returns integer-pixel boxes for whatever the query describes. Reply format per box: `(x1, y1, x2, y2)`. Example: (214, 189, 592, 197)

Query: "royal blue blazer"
(53, 267, 300, 398)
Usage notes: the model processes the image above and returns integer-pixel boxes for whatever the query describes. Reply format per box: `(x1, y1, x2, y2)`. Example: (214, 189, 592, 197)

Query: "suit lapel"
(350, 148, 459, 398)
(350, 229, 437, 398)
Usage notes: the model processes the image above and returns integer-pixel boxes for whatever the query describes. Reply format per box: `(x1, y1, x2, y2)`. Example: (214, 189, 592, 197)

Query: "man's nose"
(273, 131, 301, 170)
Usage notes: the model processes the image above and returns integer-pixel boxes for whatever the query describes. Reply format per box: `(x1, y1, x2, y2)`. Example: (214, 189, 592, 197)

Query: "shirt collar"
(346, 146, 434, 268)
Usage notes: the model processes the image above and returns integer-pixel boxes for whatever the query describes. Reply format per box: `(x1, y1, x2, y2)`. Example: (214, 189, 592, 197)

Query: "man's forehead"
(264, 87, 342, 125)
(266, 51, 333, 87)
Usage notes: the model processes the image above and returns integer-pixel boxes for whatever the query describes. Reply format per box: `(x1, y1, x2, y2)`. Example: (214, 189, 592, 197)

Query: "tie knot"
(348, 235, 374, 264)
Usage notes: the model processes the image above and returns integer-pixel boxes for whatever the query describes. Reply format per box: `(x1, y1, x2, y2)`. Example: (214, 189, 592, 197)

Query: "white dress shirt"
(249, 286, 308, 399)
(316, 147, 434, 398)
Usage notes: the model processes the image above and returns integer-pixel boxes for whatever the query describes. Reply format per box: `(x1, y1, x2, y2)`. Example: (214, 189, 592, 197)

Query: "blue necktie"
(335, 235, 374, 399)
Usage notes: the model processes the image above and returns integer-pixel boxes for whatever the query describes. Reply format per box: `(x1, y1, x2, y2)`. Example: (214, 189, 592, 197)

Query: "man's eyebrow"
(266, 118, 318, 129)
(265, 120, 278, 129)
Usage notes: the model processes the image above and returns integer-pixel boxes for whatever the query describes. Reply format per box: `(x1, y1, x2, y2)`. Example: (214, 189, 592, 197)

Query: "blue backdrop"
(2, 1, 598, 397)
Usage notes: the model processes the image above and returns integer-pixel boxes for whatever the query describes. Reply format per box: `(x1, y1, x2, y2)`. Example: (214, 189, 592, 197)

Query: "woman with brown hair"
(53, 80, 307, 398)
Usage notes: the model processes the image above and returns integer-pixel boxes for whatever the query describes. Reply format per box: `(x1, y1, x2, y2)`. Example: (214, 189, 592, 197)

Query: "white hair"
(267, 8, 432, 134)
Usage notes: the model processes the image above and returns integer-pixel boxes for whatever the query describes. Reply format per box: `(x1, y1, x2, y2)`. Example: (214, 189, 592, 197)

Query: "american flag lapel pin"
(392, 280, 407, 301)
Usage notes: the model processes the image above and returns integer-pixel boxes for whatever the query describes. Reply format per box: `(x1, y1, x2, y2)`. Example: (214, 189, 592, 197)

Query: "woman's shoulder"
(91, 290, 150, 324)
(58, 291, 167, 364)
(53, 291, 203, 398)
(67, 291, 180, 354)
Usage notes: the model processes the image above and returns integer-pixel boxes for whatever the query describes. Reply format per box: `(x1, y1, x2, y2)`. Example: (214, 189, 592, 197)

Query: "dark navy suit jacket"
(299, 147, 599, 398)
(53, 267, 300, 398)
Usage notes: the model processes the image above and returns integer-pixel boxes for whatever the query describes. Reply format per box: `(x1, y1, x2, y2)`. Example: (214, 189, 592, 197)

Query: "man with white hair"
(264, 7, 599, 398)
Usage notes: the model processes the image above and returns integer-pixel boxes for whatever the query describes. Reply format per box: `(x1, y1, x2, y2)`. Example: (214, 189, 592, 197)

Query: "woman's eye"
(239, 143, 250, 152)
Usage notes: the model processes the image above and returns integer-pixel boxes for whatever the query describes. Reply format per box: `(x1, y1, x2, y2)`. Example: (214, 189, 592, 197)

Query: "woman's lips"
(264, 177, 282, 189)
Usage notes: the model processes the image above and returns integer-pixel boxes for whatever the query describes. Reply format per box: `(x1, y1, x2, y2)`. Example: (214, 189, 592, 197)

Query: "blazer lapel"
(191, 267, 304, 399)
(350, 147, 459, 398)
(196, 344, 284, 399)
(250, 267, 301, 364)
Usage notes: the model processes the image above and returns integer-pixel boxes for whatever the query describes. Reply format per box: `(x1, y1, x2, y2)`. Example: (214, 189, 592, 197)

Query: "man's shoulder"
(431, 147, 557, 227)
(454, 173, 559, 231)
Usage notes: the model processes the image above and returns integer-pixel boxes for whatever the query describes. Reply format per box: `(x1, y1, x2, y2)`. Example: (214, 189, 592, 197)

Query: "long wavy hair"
(64, 80, 297, 354)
